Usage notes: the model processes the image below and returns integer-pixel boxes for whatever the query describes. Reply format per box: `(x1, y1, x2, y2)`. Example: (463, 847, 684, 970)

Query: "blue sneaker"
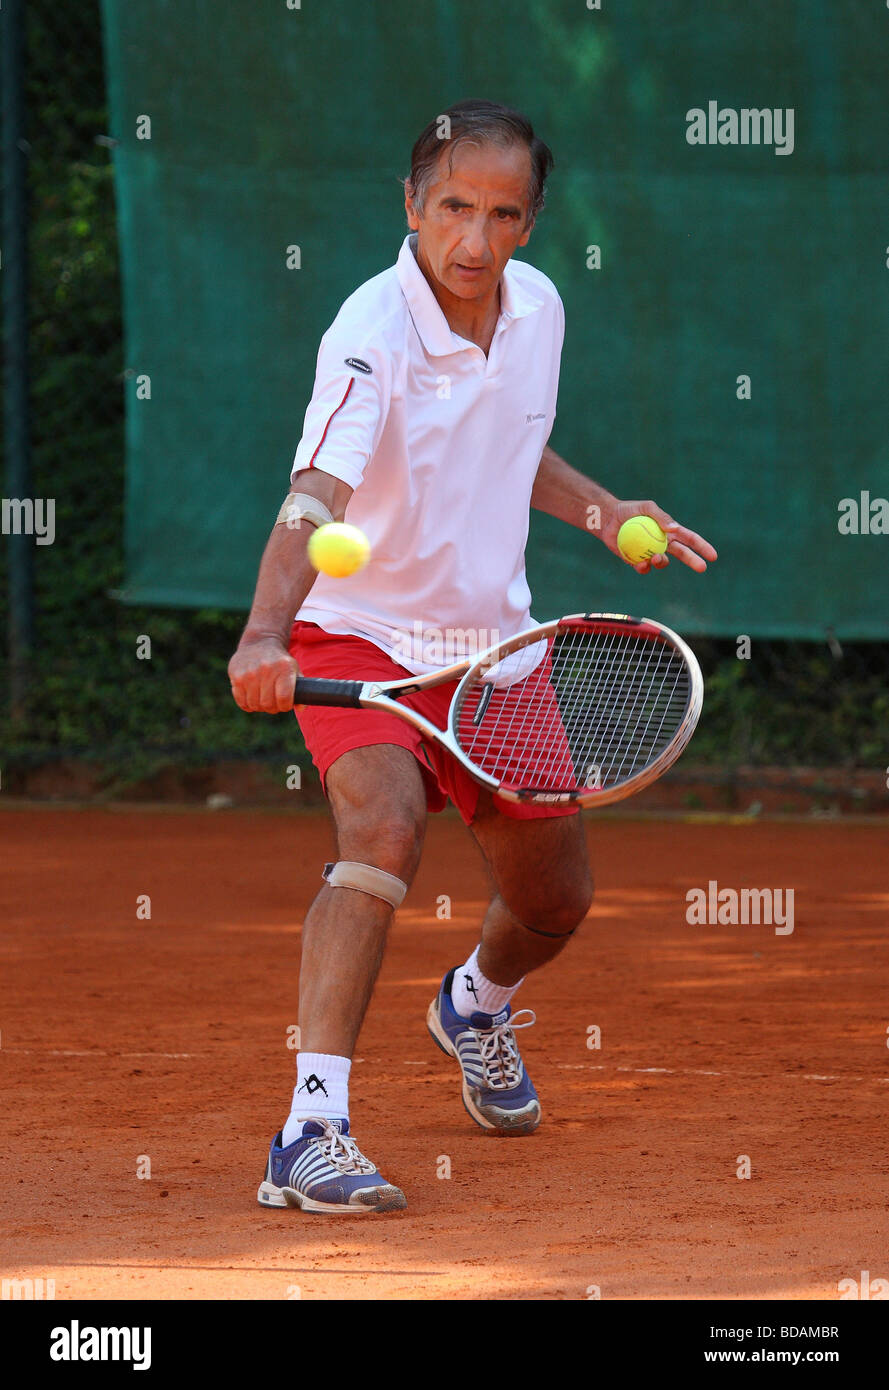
(426, 968, 541, 1135)
(257, 1118, 406, 1213)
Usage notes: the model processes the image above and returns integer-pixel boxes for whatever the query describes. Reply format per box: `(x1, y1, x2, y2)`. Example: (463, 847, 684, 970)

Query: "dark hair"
(405, 99, 554, 226)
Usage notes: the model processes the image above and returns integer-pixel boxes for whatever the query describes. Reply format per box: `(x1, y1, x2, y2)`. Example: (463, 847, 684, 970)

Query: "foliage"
(0, 2, 883, 777)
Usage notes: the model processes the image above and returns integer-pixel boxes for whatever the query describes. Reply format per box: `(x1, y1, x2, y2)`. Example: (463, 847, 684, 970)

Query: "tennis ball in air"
(307, 522, 370, 578)
(616, 515, 669, 564)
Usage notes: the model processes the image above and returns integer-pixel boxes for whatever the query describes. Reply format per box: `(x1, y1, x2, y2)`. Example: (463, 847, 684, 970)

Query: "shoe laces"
(308, 1119, 377, 1176)
(475, 1009, 536, 1090)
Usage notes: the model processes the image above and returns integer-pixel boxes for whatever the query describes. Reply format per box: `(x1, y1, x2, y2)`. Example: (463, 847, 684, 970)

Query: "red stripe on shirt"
(309, 378, 355, 468)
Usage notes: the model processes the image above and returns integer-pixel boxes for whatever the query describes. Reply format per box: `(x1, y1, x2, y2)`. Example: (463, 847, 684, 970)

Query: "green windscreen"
(102, 0, 889, 637)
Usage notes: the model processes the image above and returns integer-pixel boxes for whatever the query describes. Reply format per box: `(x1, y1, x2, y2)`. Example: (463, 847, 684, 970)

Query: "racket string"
(590, 639, 675, 782)
(453, 626, 690, 794)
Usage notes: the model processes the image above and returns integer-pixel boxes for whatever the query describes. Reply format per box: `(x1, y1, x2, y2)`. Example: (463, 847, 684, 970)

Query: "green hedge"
(1, 1, 883, 776)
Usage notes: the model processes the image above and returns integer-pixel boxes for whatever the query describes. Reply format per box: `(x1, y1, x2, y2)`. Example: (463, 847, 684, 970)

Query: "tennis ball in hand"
(616, 515, 669, 564)
(307, 522, 370, 577)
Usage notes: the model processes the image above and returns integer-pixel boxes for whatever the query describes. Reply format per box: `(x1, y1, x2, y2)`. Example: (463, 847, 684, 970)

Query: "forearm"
(531, 445, 618, 531)
(530, 444, 718, 575)
(239, 522, 319, 648)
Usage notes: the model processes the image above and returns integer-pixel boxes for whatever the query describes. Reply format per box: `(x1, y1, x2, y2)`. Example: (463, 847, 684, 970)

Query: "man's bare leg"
(297, 743, 428, 1056)
(426, 796, 592, 1135)
(257, 745, 427, 1212)
(470, 796, 593, 985)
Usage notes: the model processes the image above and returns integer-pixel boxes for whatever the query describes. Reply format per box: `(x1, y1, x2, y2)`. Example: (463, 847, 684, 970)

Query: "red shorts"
(288, 621, 579, 826)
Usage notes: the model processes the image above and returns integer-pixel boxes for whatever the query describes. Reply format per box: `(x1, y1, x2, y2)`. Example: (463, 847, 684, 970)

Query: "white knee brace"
(322, 861, 408, 909)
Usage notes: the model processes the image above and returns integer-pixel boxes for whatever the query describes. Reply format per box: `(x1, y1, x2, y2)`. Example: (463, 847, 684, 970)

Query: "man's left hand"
(600, 499, 717, 575)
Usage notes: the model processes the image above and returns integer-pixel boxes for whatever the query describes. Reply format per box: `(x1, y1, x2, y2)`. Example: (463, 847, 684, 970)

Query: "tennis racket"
(292, 613, 703, 808)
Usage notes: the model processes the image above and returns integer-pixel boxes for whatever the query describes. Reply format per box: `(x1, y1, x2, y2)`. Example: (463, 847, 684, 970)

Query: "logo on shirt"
(525, 412, 547, 424)
(344, 357, 373, 375)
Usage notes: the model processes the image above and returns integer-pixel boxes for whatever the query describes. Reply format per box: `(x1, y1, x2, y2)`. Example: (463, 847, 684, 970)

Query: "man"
(229, 100, 717, 1215)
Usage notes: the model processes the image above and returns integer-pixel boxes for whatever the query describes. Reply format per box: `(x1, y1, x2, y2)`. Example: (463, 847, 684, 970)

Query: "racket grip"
(292, 677, 364, 709)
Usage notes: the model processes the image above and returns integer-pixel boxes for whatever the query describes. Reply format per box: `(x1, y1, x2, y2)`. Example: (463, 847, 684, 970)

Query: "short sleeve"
(291, 320, 393, 491)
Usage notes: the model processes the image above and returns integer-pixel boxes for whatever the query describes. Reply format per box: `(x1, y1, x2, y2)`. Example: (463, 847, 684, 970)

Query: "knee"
(335, 805, 426, 882)
(519, 871, 594, 938)
(327, 750, 427, 882)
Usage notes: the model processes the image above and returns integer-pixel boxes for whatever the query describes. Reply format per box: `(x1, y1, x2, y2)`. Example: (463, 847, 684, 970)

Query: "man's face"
(405, 141, 535, 303)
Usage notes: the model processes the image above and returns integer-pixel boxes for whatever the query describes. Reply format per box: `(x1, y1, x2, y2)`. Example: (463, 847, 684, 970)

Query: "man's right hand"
(228, 636, 299, 713)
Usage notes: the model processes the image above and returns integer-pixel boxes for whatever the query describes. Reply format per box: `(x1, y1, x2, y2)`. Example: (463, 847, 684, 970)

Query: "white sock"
(282, 1052, 351, 1145)
(450, 946, 524, 1019)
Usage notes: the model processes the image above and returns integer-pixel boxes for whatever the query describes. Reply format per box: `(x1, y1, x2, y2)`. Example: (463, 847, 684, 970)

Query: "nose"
(459, 217, 488, 264)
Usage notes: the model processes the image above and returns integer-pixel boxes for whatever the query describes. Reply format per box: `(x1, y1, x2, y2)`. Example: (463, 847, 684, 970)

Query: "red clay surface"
(1, 806, 887, 1301)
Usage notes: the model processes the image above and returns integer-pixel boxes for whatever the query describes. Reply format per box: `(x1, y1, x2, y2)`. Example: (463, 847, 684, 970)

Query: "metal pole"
(2, 0, 33, 721)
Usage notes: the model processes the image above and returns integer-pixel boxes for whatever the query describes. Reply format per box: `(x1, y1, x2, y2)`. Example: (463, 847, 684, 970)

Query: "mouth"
(453, 263, 487, 280)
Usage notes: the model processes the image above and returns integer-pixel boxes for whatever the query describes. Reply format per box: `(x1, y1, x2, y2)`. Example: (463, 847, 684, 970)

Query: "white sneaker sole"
(257, 1179, 407, 1213)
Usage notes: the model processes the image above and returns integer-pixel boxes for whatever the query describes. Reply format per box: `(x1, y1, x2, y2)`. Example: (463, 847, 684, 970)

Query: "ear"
(404, 181, 421, 231)
(518, 214, 536, 248)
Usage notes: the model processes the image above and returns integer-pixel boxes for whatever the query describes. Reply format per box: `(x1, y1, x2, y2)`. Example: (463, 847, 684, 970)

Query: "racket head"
(447, 613, 703, 808)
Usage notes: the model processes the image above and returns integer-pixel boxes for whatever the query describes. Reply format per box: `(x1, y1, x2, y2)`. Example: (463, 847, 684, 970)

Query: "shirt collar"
(396, 233, 545, 356)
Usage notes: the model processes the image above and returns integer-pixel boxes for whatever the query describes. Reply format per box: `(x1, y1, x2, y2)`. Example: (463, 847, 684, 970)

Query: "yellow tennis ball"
(307, 522, 370, 578)
(616, 515, 668, 564)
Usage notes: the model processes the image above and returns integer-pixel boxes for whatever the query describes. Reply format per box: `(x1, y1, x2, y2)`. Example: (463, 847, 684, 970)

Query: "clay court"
(2, 805, 886, 1301)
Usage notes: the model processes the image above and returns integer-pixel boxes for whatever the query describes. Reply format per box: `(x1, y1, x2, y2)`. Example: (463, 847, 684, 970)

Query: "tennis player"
(229, 100, 717, 1214)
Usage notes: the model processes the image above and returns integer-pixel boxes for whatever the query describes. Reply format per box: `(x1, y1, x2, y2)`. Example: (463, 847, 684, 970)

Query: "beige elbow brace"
(275, 491, 335, 531)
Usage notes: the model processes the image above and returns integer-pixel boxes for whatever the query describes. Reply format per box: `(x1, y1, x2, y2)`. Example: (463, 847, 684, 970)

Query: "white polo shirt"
(292, 232, 564, 674)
